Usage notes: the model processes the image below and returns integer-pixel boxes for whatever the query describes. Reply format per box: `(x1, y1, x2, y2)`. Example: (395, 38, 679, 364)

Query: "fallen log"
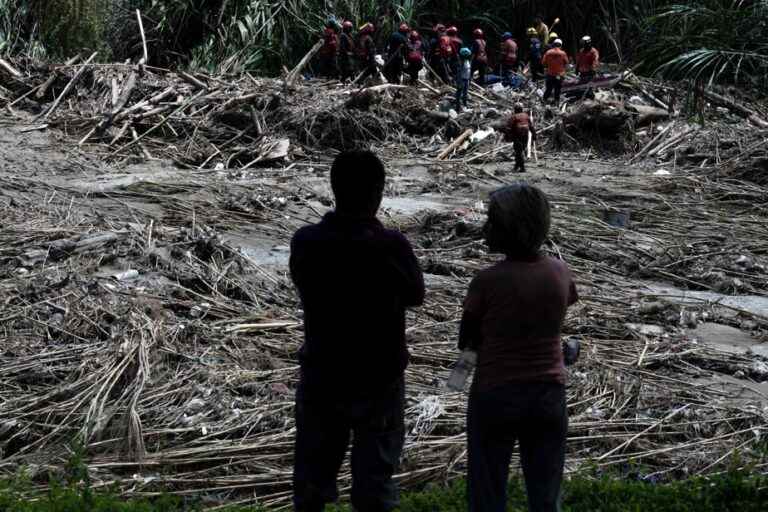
(437, 128, 473, 160)
(19, 232, 120, 265)
(629, 123, 673, 164)
(285, 40, 323, 88)
(563, 100, 632, 134)
(629, 104, 670, 127)
(703, 89, 768, 129)
(178, 71, 207, 90)
(0, 58, 21, 78)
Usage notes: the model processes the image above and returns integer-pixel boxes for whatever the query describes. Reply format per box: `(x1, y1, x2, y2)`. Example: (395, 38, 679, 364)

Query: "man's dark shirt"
(387, 32, 408, 57)
(290, 211, 424, 397)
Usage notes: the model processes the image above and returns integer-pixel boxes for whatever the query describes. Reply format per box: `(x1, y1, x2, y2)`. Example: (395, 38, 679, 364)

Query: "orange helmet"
(434, 24, 446, 33)
(410, 30, 420, 41)
(473, 28, 484, 38)
(447, 26, 458, 36)
(399, 23, 410, 33)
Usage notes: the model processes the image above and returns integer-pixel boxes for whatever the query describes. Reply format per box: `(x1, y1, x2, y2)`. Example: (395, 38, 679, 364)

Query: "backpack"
(474, 39, 488, 64)
(322, 28, 338, 55)
(407, 41, 423, 63)
(438, 35, 454, 58)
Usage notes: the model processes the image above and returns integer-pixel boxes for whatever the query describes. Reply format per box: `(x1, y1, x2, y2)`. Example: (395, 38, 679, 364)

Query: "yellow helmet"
(549, 32, 559, 40)
(527, 27, 537, 36)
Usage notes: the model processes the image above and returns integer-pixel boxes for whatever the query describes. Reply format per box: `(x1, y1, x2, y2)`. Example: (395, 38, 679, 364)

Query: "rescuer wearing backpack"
(471, 28, 488, 86)
(405, 31, 424, 85)
(447, 26, 463, 77)
(429, 24, 450, 83)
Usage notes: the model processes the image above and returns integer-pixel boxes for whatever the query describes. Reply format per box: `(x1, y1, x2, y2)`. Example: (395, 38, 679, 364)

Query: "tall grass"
(4, 1, 768, 86)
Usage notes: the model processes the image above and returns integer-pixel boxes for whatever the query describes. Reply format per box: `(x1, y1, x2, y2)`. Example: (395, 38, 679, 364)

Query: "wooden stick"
(0, 58, 21, 77)
(178, 71, 207, 90)
(136, 10, 148, 64)
(37, 52, 98, 121)
(112, 89, 207, 155)
(703, 88, 768, 128)
(437, 128, 473, 160)
(37, 54, 81, 99)
(629, 122, 673, 164)
(286, 40, 323, 87)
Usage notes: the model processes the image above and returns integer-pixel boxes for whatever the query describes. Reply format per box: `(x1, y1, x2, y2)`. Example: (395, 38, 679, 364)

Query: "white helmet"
(553, 38, 563, 47)
(582, 35, 592, 44)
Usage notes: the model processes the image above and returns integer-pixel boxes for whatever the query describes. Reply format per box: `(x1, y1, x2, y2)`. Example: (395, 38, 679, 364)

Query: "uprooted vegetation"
(0, 51, 767, 508)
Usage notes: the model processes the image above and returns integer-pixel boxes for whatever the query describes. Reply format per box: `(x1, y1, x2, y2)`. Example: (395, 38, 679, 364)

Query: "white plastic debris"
(470, 127, 495, 143)
(490, 83, 505, 93)
(374, 54, 385, 67)
(112, 269, 139, 281)
(654, 169, 671, 176)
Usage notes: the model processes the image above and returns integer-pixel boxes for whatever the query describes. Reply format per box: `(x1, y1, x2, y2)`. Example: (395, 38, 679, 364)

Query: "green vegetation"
(0, 471, 765, 511)
(1, 0, 767, 88)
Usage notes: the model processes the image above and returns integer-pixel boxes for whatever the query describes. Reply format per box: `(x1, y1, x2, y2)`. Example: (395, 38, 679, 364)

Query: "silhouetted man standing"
(290, 150, 425, 512)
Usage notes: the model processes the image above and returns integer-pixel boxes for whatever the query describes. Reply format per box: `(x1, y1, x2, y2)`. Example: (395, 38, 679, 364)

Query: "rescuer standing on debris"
(406, 30, 424, 85)
(533, 16, 550, 46)
(576, 35, 600, 80)
(447, 26, 463, 76)
(338, 20, 356, 82)
(527, 27, 544, 80)
(471, 28, 489, 85)
(318, 20, 340, 78)
(385, 23, 410, 84)
(290, 150, 425, 512)
(499, 32, 519, 85)
(542, 38, 569, 105)
(456, 47, 473, 111)
(504, 103, 537, 173)
(356, 23, 378, 83)
(430, 24, 451, 83)
(461, 182, 577, 512)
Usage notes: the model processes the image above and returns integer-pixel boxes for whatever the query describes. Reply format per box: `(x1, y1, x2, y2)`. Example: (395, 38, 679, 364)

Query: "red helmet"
(446, 26, 458, 36)
(473, 28, 484, 38)
(361, 22, 375, 34)
(342, 20, 353, 30)
(434, 23, 446, 33)
(399, 23, 410, 33)
(410, 30, 420, 41)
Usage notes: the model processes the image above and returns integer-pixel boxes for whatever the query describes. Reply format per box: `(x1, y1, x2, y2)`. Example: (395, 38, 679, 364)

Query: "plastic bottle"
(446, 350, 477, 392)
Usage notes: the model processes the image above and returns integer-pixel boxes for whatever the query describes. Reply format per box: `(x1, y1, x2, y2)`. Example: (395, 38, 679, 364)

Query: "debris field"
(0, 55, 767, 508)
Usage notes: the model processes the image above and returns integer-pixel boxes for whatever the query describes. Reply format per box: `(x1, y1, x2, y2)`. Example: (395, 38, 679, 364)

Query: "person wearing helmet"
(446, 26, 463, 77)
(405, 31, 424, 85)
(318, 19, 340, 78)
(533, 15, 550, 46)
(383, 22, 411, 84)
(455, 47, 473, 111)
(471, 28, 488, 85)
(542, 38, 570, 104)
(526, 27, 544, 80)
(545, 31, 560, 51)
(338, 21, 356, 82)
(576, 35, 600, 81)
(356, 23, 378, 83)
(429, 24, 450, 83)
(499, 32, 519, 86)
(503, 103, 537, 173)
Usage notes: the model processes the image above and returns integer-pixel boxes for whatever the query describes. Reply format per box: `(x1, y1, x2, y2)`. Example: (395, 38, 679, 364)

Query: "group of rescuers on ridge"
(316, 16, 600, 173)
(290, 18, 586, 512)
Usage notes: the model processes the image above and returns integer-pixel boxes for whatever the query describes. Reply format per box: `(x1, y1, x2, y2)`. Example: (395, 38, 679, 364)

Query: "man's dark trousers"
(467, 382, 567, 512)
(513, 135, 527, 172)
(543, 75, 562, 104)
(293, 379, 405, 512)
